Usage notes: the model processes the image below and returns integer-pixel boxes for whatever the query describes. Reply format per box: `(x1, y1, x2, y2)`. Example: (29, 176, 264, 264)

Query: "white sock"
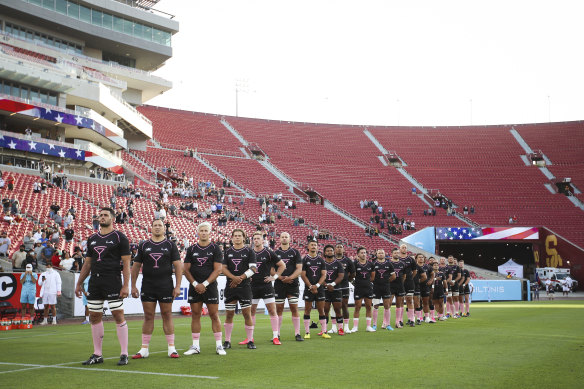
(85, 316, 89, 321)
(168, 345, 177, 354)
(193, 339, 200, 348)
(138, 347, 148, 355)
(273, 330, 279, 338)
(216, 340, 222, 347)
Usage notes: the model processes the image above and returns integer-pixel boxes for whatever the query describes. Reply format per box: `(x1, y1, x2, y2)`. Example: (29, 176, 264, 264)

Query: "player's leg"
(364, 298, 373, 331)
(332, 298, 344, 335)
(186, 301, 203, 354)
(382, 297, 393, 331)
(303, 298, 313, 338)
(223, 301, 236, 348)
(288, 294, 302, 340)
(371, 298, 380, 330)
(316, 300, 329, 338)
(422, 295, 430, 322)
(265, 300, 281, 344)
(240, 288, 256, 349)
(207, 303, 226, 355)
(395, 296, 404, 328)
(110, 299, 129, 364)
(352, 297, 362, 332)
(323, 300, 332, 334)
(159, 302, 178, 357)
(413, 295, 422, 324)
(133, 301, 156, 359)
(341, 290, 350, 334)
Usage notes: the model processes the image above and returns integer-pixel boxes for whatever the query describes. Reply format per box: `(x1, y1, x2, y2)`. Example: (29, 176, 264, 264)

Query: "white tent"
(498, 259, 523, 279)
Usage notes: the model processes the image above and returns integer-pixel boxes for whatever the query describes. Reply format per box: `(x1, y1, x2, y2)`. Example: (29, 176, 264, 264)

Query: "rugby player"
(422, 257, 436, 323)
(322, 244, 345, 335)
(351, 247, 375, 332)
(246, 232, 285, 345)
(389, 248, 406, 328)
(459, 259, 471, 317)
(330, 243, 355, 334)
(372, 248, 396, 331)
(222, 229, 257, 349)
(300, 238, 328, 339)
(447, 255, 461, 318)
(398, 244, 418, 327)
(75, 207, 131, 366)
(274, 232, 304, 341)
(412, 253, 427, 324)
(432, 261, 448, 320)
(182, 222, 226, 356)
(131, 219, 182, 359)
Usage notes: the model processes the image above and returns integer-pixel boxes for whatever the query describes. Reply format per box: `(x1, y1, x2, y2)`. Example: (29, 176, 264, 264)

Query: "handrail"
(104, 85, 152, 125)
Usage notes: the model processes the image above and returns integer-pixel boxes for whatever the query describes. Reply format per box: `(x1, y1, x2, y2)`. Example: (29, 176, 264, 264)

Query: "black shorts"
(252, 283, 275, 300)
(421, 285, 431, 298)
(274, 280, 300, 300)
(340, 288, 350, 299)
(464, 285, 471, 295)
(87, 273, 122, 300)
(405, 279, 415, 294)
(303, 286, 325, 302)
(433, 287, 445, 300)
(224, 285, 252, 306)
(459, 285, 465, 295)
(374, 283, 391, 300)
(188, 281, 219, 304)
(354, 284, 373, 300)
(141, 282, 174, 303)
(451, 283, 460, 296)
(390, 281, 405, 297)
(324, 289, 342, 303)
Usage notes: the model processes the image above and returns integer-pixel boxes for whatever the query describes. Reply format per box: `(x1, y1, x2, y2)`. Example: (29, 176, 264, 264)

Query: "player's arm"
(454, 270, 461, 284)
(327, 267, 344, 291)
(318, 269, 326, 287)
(411, 263, 417, 278)
(426, 271, 435, 286)
(370, 270, 375, 283)
(285, 263, 303, 284)
(447, 272, 453, 285)
(75, 256, 92, 298)
(170, 242, 183, 298)
(300, 270, 311, 289)
(389, 271, 396, 283)
(131, 245, 143, 298)
(348, 260, 356, 282)
(266, 259, 285, 283)
(419, 267, 427, 283)
(120, 254, 131, 298)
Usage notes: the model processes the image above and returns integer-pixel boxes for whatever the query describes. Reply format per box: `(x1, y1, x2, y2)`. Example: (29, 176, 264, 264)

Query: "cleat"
(406, 320, 412, 325)
(366, 326, 376, 332)
(272, 337, 281, 345)
(371, 325, 377, 331)
(169, 352, 180, 358)
(216, 345, 227, 355)
(399, 321, 404, 327)
(132, 349, 149, 359)
(238, 338, 251, 345)
(439, 316, 446, 321)
(82, 354, 104, 366)
(184, 345, 201, 355)
(385, 325, 394, 331)
(81, 320, 90, 325)
(446, 314, 451, 319)
(409, 322, 416, 327)
(416, 319, 421, 325)
(429, 318, 436, 323)
(304, 333, 311, 339)
(117, 354, 129, 366)
(295, 334, 304, 342)
(338, 328, 345, 336)
(351, 328, 359, 333)
(396, 323, 403, 329)
(424, 317, 430, 323)
(222, 341, 231, 349)
(317, 331, 324, 336)
(321, 333, 331, 339)
(247, 341, 256, 349)
(327, 327, 337, 334)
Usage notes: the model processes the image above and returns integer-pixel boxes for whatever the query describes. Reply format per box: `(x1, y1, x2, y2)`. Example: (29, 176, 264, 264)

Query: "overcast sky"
(149, 0, 584, 127)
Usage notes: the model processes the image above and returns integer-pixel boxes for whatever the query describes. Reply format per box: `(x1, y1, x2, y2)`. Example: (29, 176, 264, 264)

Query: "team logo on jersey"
(145, 248, 152, 252)
(281, 258, 289, 265)
(377, 269, 386, 278)
(106, 240, 114, 244)
(309, 266, 319, 277)
(228, 254, 233, 258)
(94, 246, 107, 261)
(193, 252, 199, 256)
(326, 270, 334, 281)
(360, 271, 369, 279)
(90, 241, 96, 245)
(197, 257, 208, 266)
(149, 253, 163, 268)
(231, 259, 242, 271)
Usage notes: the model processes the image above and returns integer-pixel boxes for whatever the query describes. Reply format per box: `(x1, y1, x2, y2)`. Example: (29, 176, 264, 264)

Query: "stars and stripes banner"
(0, 134, 85, 160)
(0, 99, 105, 136)
(436, 227, 539, 240)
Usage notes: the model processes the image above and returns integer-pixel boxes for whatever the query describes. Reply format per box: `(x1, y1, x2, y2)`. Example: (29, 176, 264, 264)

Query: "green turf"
(0, 301, 583, 388)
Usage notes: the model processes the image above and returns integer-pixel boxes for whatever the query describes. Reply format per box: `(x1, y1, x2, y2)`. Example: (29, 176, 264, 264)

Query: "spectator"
(5, 173, 15, 191)
(463, 206, 469, 215)
(64, 227, 74, 243)
(49, 202, 60, 219)
(0, 177, 4, 190)
(92, 214, 99, 230)
(51, 250, 61, 268)
(38, 261, 62, 325)
(407, 207, 412, 216)
(110, 194, 116, 209)
(60, 251, 76, 272)
(12, 244, 27, 269)
(63, 212, 73, 229)
(20, 264, 37, 317)
(41, 242, 55, 265)
(72, 248, 84, 270)
(470, 205, 475, 214)
(50, 229, 60, 244)
(3, 210, 15, 225)
(33, 242, 43, 264)
(0, 231, 11, 257)
(23, 232, 35, 251)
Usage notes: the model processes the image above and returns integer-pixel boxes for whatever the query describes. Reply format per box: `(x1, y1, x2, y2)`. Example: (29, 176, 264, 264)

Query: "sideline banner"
(0, 272, 41, 309)
(73, 274, 356, 316)
(470, 280, 522, 301)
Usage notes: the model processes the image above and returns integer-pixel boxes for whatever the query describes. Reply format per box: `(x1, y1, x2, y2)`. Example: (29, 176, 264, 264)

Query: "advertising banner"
(402, 227, 435, 253)
(0, 272, 41, 309)
(470, 280, 522, 301)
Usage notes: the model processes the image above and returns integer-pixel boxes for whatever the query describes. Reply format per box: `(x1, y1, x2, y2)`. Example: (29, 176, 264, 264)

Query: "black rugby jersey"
(224, 246, 256, 287)
(185, 242, 223, 283)
(86, 230, 130, 276)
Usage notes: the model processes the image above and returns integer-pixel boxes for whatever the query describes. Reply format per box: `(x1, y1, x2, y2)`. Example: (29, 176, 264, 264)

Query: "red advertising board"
(534, 228, 584, 285)
(0, 273, 41, 310)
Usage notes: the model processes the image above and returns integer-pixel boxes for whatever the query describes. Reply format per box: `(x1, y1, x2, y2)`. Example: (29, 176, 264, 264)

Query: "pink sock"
(395, 308, 402, 326)
(366, 317, 371, 327)
(465, 301, 470, 314)
(383, 309, 391, 327)
(292, 316, 300, 335)
(116, 321, 128, 356)
(213, 332, 222, 341)
(454, 301, 459, 314)
(224, 323, 233, 342)
(304, 319, 310, 333)
(91, 322, 104, 356)
(372, 309, 378, 326)
(343, 319, 349, 327)
(141, 333, 151, 347)
(252, 315, 256, 327)
(319, 319, 327, 332)
(269, 315, 279, 334)
(353, 318, 359, 328)
(408, 309, 414, 322)
(425, 312, 429, 319)
(431, 309, 435, 320)
(245, 325, 254, 341)
(278, 315, 283, 333)
(165, 334, 174, 346)
(192, 333, 200, 341)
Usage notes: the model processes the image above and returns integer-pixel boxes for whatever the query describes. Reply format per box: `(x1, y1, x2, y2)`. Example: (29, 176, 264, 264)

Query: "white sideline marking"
(0, 361, 218, 379)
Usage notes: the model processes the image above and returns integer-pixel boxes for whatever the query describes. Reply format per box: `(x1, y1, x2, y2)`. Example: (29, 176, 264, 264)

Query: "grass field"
(1, 301, 583, 388)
